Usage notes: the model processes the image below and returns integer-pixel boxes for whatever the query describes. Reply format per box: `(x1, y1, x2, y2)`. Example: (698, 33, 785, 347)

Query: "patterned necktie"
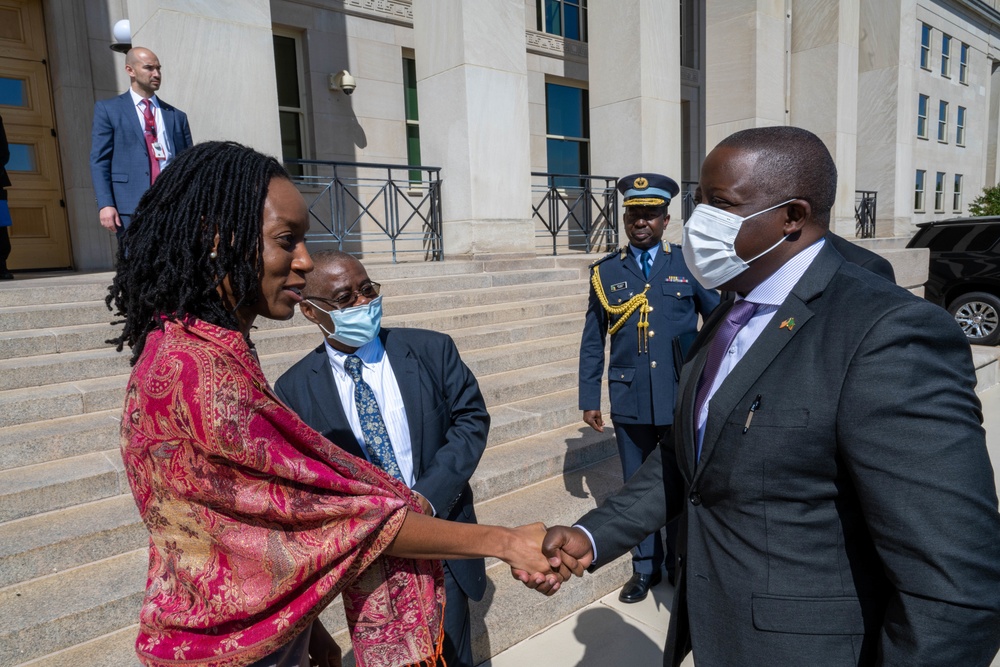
(344, 354, 403, 480)
(140, 99, 161, 184)
(639, 250, 651, 279)
(693, 299, 758, 460)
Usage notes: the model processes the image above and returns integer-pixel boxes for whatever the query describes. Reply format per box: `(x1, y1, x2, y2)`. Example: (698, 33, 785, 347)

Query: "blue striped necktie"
(344, 354, 403, 480)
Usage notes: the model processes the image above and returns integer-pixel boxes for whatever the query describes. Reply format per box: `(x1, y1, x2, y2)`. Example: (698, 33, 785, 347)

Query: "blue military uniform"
(578, 173, 719, 581)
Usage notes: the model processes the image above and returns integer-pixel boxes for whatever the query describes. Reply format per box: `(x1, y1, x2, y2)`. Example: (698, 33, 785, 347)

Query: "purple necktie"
(693, 299, 758, 458)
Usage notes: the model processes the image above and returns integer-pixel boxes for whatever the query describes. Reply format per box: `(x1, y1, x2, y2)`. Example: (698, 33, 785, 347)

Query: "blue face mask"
(308, 295, 383, 348)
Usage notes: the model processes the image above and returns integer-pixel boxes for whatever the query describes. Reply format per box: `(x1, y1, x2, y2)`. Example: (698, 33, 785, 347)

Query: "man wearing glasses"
(274, 250, 490, 666)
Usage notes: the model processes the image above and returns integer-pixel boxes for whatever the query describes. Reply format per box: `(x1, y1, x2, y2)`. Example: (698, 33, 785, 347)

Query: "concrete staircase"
(0, 256, 634, 667)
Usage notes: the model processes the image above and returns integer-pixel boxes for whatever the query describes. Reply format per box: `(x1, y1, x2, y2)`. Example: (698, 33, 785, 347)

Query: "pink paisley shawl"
(120, 318, 444, 667)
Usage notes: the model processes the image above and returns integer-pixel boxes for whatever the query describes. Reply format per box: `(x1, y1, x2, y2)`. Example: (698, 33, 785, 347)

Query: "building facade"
(4, 0, 1000, 271)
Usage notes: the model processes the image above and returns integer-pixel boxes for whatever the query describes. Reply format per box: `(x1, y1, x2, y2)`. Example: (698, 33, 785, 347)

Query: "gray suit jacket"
(90, 91, 193, 216)
(579, 242, 1000, 666)
(274, 327, 489, 601)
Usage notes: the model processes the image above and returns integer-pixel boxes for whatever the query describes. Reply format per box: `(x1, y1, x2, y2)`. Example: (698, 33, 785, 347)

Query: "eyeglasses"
(305, 282, 381, 310)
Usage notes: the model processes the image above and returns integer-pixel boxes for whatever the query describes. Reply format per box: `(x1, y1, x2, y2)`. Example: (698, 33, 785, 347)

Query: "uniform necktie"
(640, 250, 652, 279)
(344, 354, 403, 480)
(693, 299, 758, 460)
(140, 99, 161, 184)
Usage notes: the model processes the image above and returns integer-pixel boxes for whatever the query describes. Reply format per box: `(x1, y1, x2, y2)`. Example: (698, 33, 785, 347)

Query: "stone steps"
(0, 256, 627, 667)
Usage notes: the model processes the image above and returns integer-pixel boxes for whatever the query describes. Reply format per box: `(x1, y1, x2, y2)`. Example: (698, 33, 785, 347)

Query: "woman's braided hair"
(106, 140, 290, 364)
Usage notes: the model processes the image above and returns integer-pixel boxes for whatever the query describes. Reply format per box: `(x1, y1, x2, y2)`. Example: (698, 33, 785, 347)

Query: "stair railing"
(532, 173, 619, 255)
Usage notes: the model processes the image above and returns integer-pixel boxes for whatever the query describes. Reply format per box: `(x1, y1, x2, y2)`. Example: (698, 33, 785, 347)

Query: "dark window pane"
(278, 111, 302, 175)
(564, 5, 580, 40)
(965, 226, 1000, 252)
(545, 0, 561, 36)
(0, 77, 25, 107)
(273, 35, 300, 108)
(546, 83, 584, 137)
(403, 57, 419, 121)
(7, 143, 34, 171)
(406, 124, 422, 181)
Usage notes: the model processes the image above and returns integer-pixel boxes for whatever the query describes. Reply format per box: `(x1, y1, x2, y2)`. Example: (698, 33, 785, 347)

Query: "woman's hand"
(501, 522, 569, 595)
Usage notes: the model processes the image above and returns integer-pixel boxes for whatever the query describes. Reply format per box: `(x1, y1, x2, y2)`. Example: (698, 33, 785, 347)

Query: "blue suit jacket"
(90, 92, 193, 216)
(274, 327, 489, 601)
(579, 244, 720, 426)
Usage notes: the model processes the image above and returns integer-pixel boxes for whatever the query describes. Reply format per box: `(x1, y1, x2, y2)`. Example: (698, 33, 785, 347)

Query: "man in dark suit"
(90, 47, 192, 234)
(531, 127, 1000, 665)
(578, 173, 719, 602)
(274, 250, 489, 666)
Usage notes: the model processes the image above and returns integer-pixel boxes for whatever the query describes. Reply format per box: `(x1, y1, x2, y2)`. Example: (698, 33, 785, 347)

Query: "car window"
(965, 226, 1000, 252)
(922, 226, 974, 251)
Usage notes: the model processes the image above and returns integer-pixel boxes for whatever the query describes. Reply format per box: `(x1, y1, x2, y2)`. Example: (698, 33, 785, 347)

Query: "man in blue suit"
(90, 47, 192, 234)
(578, 173, 719, 602)
(275, 250, 489, 666)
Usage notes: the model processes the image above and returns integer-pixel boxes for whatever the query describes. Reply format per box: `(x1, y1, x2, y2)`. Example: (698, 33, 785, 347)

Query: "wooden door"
(0, 0, 71, 270)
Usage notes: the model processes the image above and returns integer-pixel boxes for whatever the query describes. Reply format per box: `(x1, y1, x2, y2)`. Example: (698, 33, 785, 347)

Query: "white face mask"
(681, 200, 795, 289)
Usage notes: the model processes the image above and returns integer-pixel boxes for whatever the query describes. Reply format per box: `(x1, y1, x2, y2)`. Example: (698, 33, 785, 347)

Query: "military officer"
(578, 172, 720, 602)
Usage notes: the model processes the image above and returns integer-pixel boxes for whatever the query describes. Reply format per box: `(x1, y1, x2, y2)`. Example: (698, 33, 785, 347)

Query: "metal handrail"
(855, 190, 877, 239)
(531, 172, 618, 255)
(286, 159, 443, 262)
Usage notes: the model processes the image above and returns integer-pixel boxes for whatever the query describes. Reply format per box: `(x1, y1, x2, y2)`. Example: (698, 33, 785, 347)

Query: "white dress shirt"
(323, 336, 416, 488)
(129, 89, 176, 168)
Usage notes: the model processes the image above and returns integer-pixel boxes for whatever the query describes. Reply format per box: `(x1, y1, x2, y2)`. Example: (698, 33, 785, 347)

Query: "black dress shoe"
(618, 571, 661, 603)
(0, 270, 13, 280)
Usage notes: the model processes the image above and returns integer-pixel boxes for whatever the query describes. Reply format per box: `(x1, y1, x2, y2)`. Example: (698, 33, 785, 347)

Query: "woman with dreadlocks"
(107, 141, 563, 667)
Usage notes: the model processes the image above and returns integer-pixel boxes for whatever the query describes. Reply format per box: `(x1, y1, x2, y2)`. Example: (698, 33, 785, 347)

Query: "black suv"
(906, 216, 1000, 346)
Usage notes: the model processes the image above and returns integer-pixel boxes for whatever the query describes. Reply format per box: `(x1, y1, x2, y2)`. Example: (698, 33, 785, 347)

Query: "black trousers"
(0, 226, 10, 271)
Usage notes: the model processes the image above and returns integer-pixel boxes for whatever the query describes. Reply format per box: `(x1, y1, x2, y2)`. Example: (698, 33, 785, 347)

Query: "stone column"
(704, 1, 788, 151)
(411, 0, 533, 256)
(127, 0, 281, 157)
(857, 0, 916, 237)
(790, 0, 860, 236)
(588, 0, 682, 240)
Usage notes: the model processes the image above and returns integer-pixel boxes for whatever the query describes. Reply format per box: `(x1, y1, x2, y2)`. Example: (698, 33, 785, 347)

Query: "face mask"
(308, 295, 383, 348)
(681, 200, 795, 289)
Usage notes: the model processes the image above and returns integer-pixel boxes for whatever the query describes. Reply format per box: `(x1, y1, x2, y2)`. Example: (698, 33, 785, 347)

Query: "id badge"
(151, 142, 166, 159)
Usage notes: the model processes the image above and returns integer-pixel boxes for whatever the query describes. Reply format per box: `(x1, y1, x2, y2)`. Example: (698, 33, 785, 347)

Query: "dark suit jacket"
(579, 244, 719, 425)
(90, 91, 193, 216)
(579, 242, 1000, 665)
(274, 327, 489, 601)
(827, 232, 895, 283)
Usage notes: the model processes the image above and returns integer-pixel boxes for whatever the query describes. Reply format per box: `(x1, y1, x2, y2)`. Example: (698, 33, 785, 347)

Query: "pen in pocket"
(743, 394, 762, 434)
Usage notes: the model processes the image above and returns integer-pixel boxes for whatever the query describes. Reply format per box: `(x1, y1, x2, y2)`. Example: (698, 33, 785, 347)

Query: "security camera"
(331, 70, 357, 95)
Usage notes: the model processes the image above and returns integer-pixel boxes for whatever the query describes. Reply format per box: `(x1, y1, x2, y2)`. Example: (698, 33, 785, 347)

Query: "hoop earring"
(209, 250, 218, 259)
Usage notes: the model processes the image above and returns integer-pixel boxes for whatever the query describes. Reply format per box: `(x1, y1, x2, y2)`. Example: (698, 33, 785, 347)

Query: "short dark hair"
(304, 249, 362, 294)
(716, 126, 837, 226)
(106, 141, 289, 363)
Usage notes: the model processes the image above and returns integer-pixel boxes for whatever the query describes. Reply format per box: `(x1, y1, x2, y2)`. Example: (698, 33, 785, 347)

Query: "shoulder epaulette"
(590, 248, 622, 270)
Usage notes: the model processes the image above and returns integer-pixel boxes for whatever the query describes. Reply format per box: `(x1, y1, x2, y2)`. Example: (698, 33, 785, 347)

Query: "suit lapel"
(691, 243, 843, 481)
(305, 345, 364, 458)
(646, 243, 670, 283)
(118, 92, 145, 146)
(620, 248, 646, 284)
(383, 330, 423, 468)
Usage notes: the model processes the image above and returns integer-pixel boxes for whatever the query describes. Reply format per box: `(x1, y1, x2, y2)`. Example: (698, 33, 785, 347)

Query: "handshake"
(503, 524, 596, 595)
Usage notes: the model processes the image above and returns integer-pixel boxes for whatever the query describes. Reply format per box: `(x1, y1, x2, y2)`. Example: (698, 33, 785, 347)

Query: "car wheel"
(947, 292, 1000, 346)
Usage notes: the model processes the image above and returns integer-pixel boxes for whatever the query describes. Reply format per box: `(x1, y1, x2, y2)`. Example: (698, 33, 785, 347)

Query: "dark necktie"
(693, 299, 758, 460)
(140, 99, 161, 184)
(344, 354, 403, 480)
(639, 250, 651, 279)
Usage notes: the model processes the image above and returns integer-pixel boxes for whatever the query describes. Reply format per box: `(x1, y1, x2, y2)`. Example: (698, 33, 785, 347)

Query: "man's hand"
(502, 522, 571, 595)
(583, 410, 605, 432)
(542, 525, 594, 574)
(308, 619, 342, 667)
(99, 206, 122, 232)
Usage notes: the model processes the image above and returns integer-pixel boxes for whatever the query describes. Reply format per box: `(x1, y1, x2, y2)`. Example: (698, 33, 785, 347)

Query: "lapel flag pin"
(780, 317, 796, 331)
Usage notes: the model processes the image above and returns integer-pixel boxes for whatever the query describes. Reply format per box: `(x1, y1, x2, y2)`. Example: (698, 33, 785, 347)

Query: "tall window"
(960, 43, 970, 83)
(273, 33, 305, 174)
(402, 56, 421, 183)
(545, 82, 589, 187)
(917, 94, 929, 138)
(935, 172, 946, 212)
(920, 23, 932, 70)
(953, 174, 964, 213)
(957, 106, 966, 146)
(537, 0, 588, 42)
(915, 170, 926, 212)
(941, 34, 952, 77)
(938, 100, 949, 142)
